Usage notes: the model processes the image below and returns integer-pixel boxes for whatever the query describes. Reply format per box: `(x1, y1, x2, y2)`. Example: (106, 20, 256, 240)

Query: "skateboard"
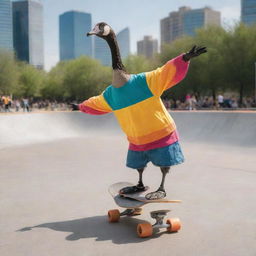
(108, 182, 182, 238)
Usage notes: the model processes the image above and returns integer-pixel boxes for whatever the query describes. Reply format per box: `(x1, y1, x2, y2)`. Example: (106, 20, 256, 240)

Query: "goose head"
(87, 22, 130, 86)
(87, 22, 113, 39)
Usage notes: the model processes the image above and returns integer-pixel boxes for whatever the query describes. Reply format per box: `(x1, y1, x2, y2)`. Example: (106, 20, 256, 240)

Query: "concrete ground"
(0, 112, 256, 256)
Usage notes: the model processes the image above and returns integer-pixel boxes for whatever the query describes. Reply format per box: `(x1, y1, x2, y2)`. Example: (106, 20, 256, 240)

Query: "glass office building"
(12, 0, 44, 69)
(59, 11, 92, 61)
(117, 27, 130, 60)
(183, 7, 221, 37)
(183, 9, 205, 36)
(161, 7, 220, 46)
(0, 0, 13, 50)
(241, 0, 256, 25)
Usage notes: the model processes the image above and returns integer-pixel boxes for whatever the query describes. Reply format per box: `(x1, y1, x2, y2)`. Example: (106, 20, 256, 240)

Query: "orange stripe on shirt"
(127, 123, 176, 145)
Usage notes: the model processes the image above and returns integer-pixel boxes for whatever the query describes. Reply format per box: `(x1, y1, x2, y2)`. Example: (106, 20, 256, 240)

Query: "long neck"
(106, 35, 125, 71)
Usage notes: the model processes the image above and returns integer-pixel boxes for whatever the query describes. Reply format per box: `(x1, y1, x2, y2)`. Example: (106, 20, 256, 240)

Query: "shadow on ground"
(17, 215, 173, 244)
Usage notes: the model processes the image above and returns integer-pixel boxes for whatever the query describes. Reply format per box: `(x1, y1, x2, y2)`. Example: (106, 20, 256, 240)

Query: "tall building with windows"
(0, 0, 13, 50)
(160, 6, 190, 48)
(117, 27, 130, 60)
(59, 11, 92, 61)
(183, 7, 221, 36)
(12, 0, 44, 69)
(137, 36, 158, 59)
(241, 0, 256, 25)
(160, 6, 221, 49)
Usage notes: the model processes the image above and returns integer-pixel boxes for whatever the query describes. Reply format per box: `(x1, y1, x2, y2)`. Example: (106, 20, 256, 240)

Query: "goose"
(83, 22, 207, 200)
(87, 22, 130, 88)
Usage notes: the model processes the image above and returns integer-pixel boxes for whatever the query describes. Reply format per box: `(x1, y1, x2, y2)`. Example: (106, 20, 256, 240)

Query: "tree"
(41, 61, 68, 101)
(0, 50, 18, 95)
(14, 62, 45, 98)
(221, 23, 256, 105)
(62, 56, 112, 101)
(194, 26, 228, 101)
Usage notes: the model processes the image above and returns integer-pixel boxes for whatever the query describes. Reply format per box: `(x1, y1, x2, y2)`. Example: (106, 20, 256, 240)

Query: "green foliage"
(41, 61, 67, 100)
(0, 50, 19, 95)
(62, 56, 111, 101)
(220, 23, 256, 104)
(41, 56, 112, 101)
(14, 62, 45, 98)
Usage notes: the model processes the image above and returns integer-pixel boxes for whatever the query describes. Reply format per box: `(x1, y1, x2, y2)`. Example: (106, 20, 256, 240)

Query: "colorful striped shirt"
(79, 54, 190, 151)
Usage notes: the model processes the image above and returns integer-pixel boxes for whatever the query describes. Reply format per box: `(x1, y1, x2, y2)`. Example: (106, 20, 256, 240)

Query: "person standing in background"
(22, 98, 30, 112)
(217, 94, 224, 108)
(15, 99, 21, 112)
(2, 96, 11, 112)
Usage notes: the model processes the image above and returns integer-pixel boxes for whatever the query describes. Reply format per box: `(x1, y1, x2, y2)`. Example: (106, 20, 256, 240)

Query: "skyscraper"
(160, 6, 221, 48)
(160, 6, 190, 47)
(137, 36, 158, 59)
(59, 11, 92, 61)
(241, 0, 256, 25)
(117, 27, 130, 60)
(0, 0, 13, 51)
(183, 7, 221, 36)
(12, 0, 44, 69)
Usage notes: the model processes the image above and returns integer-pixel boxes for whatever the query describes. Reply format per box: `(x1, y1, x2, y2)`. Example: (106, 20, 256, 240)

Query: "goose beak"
(87, 26, 100, 37)
(87, 31, 95, 36)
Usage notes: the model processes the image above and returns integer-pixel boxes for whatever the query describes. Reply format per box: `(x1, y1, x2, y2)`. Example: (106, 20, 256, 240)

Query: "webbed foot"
(119, 185, 146, 195)
(145, 190, 166, 200)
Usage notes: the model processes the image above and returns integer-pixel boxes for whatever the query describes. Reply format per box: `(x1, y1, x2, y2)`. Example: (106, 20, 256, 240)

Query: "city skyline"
(43, 0, 241, 70)
(0, 0, 243, 70)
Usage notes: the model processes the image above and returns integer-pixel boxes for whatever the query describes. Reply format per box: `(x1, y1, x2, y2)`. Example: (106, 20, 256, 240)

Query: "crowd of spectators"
(0, 97, 69, 113)
(163, 94, 256, 111)
(1, 94, 256, 113)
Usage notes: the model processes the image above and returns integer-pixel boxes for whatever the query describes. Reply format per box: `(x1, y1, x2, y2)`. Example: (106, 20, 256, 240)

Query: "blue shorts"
(126, 141, 185, 169)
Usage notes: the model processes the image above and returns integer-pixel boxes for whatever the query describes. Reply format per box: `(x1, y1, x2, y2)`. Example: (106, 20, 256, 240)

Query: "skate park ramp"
(0, 111, 256, 256)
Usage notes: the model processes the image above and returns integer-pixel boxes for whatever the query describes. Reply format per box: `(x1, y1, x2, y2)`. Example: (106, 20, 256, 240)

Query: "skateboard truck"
(120, 208, 142, 217)
(151, 210, 171, 229)
(137, 210, 181, 238)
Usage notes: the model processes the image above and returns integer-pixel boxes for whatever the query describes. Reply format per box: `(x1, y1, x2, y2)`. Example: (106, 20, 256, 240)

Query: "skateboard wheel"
(108, 209, 120, 223)
(137, 223, 153, 238)
(166, 218, 181, 232)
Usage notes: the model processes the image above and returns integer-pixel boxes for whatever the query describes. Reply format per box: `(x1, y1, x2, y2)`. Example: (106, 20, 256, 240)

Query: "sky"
(43, 0, 241, 70)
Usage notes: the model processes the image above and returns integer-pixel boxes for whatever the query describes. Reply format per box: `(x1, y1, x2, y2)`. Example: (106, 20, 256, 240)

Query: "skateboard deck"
(109, 182, 181, 209)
